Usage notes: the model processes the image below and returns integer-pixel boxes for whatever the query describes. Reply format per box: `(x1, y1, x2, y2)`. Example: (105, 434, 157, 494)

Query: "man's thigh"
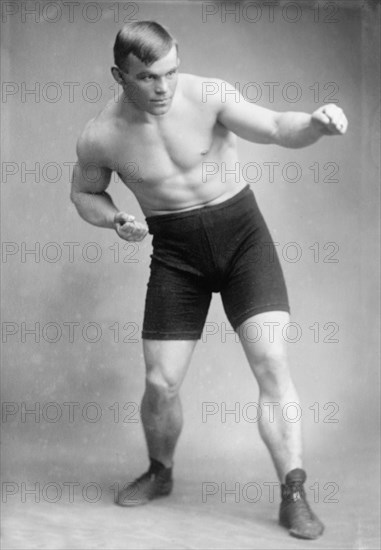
(237, 310, 290, 366)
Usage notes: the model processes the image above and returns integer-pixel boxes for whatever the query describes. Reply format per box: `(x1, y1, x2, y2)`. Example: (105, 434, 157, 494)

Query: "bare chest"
(109, 111, 221, 184)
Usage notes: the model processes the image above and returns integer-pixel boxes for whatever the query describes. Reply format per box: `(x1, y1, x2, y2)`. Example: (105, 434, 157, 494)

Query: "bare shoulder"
(178, 73, 227, 112)
(76, 122, 106, 166)
(76, 100, 118, 166)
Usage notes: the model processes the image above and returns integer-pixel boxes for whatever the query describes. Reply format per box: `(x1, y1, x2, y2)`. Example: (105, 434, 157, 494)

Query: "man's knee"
(142, 339, 196, 399)
(144, 367, 181, 402)
(256, 347, 287, 368)
(250, 348, 290, 393)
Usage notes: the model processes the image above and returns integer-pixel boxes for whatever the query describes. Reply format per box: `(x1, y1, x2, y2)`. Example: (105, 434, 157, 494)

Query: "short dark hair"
(113, 21, 177, 71)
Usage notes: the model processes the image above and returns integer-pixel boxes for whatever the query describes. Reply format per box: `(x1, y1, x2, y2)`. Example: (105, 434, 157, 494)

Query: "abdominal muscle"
(120, 146, 248, 217)
(135, 177, 247, 217)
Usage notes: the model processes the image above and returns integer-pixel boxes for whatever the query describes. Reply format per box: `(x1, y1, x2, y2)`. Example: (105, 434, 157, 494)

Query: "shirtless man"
(71, 21, 348, 540)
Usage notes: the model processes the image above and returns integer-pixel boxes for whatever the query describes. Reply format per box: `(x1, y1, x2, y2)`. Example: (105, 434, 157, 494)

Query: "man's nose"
(155, 77, 168, 94)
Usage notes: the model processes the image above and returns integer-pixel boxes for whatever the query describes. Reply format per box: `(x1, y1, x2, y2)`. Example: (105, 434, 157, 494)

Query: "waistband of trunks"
(145, 184, 252, 230)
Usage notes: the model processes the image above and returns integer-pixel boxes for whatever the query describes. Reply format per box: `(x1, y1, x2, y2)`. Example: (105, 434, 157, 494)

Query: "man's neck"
(115, 91, 171, 125)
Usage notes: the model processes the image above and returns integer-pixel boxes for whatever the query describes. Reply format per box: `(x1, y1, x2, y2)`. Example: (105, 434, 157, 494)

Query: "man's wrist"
(310, 112, 327, 138)
(104, 212, 119, 230)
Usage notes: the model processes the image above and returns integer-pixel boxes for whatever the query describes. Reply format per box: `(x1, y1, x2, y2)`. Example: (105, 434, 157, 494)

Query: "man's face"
(118, 45, 179, 115)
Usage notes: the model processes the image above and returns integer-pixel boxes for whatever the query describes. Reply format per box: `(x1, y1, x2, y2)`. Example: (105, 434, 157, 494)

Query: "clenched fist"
(311, 104, 348, 136)
(114, 212, 148, 242)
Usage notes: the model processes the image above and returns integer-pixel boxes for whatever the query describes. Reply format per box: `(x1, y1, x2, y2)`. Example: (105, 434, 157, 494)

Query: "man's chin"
(148, 100, 172, 115)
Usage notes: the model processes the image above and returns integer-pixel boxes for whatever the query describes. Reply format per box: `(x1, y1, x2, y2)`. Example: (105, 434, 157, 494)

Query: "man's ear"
(111, 66, 124, 85)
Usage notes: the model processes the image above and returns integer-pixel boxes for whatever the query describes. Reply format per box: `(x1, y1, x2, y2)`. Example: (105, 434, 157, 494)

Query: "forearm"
(71, 190, 119, 229)
(274, 112, 322, 149)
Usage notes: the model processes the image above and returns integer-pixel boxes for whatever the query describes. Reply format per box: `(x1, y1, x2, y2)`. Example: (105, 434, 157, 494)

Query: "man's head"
(111, 21, 179, 115)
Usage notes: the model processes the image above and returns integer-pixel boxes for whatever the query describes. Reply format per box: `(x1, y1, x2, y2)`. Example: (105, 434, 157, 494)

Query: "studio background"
(1, 1, 380, 548)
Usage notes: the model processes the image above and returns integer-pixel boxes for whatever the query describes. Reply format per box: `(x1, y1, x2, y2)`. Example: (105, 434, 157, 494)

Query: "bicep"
(71, 125, 112, 195)
(216, 80, 279, 143)
(71, 160, 112, 195)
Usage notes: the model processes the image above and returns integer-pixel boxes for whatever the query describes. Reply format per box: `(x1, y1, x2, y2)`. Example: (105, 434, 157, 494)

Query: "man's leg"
(238, 310, 301, 481)
(117, 339, 197, 506)
(141, 338, 198, 468)
(238, 310, 324, 539)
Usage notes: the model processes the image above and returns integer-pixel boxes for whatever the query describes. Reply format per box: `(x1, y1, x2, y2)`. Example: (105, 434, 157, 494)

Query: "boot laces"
(289, 482, 314, 519)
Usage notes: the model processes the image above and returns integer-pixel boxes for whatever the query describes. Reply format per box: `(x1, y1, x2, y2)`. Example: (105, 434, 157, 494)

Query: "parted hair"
(113, 21, 177, 71)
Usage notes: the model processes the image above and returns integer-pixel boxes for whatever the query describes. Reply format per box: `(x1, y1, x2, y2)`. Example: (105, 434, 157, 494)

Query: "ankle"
(281, 468, 307, 501)
(149, 457, 173, 475)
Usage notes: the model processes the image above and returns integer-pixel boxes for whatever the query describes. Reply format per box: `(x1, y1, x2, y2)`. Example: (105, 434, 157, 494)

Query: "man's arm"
(70, 160, 118, 228)
(70, 134, 147, 241)
(211, 79, 348, 148)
